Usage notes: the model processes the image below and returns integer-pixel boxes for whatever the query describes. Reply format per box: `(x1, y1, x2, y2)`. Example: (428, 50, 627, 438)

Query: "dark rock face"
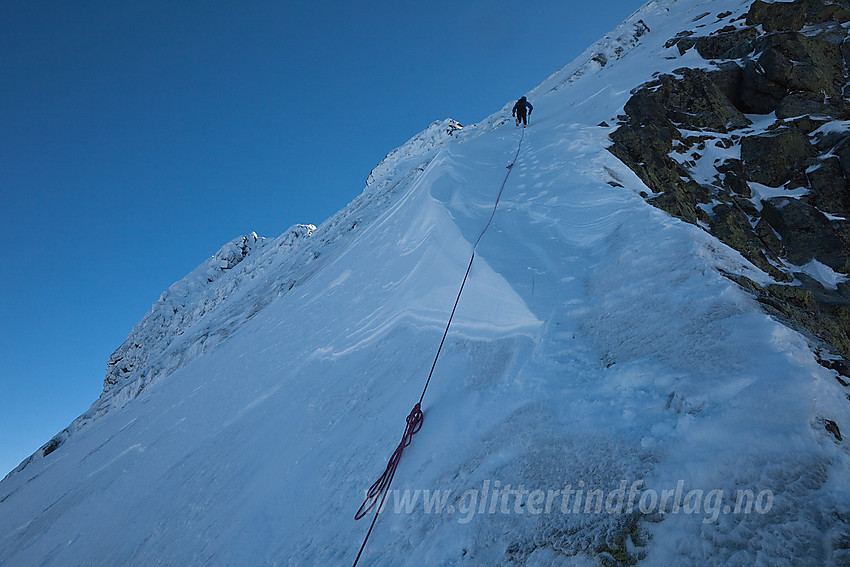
(807, 157, 850, 212)
(739, 59, 788, 113)
(776, 92, 838, 119)
(695, 28, 759, 59)
(761, 197, 849, 271)
(609, 124, 709, 224)
(748, 0, 850, 31)
(837, 141, 850, 179)
(609, 69, 751, 225)
(610, 85, 709, 224)
(741, 128, 817, 187)
(746, 0, 808, 32)
(820, 418, 843, 441)
(609, 0, 850, 365)
(756, 32, 844, 96)
(622, 68, 750, 132)
(711, 204, 787, 279)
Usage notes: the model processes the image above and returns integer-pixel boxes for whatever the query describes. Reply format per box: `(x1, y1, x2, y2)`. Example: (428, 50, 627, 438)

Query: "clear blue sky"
(0, 0, 645, 477)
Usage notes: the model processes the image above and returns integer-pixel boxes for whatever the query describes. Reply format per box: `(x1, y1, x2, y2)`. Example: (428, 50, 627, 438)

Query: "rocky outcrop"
(761, 197, 848, 271)
(609, 68, 749, 224)
(747, 0, 850, 32)
(609, 0, 850, 368)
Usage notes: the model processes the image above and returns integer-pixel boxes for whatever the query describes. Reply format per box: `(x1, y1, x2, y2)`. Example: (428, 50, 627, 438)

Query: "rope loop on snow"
(354, 403, 423, 521)
(352, 126, 525, 566)
(351, 403, 423, 566)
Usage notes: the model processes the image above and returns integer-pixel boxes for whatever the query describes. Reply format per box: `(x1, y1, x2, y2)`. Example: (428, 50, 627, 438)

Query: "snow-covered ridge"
(4, 225, 315, 478)
(95, 119, 472, 420)
(530, 1, 658, 96)
(366, 119, 462, 190)
(103, 230, 295, 394)
(3, 0, 849, 564)
(6, 115, 472, 479)
(97, 118, 471, 418)
(543, 18, 652, 93)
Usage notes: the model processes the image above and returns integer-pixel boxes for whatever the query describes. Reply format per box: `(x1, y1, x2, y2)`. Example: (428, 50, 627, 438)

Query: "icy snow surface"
(797, 259, 850, 291)
(2, 0, 849, 565)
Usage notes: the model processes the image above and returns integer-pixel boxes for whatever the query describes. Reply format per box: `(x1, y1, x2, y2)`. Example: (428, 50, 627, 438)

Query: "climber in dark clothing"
(512, 96, 533, 127)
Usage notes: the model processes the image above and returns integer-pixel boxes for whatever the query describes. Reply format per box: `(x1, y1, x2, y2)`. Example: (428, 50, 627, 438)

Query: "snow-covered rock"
(366, 118, 463, 190)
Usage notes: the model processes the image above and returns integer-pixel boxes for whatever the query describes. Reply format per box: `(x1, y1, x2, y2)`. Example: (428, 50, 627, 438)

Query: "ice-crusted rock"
(365, 118, 463, 191)
(100, 224, 315, 396)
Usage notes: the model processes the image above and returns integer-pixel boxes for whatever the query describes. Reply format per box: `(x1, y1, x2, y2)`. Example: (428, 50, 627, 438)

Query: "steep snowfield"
(2, 0, 849, 565)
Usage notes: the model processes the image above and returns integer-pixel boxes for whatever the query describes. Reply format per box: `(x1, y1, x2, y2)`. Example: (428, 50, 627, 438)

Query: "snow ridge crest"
(3, 224, 317, 479)
(365, 119, 463, 190)
(101, 225, 314, 396)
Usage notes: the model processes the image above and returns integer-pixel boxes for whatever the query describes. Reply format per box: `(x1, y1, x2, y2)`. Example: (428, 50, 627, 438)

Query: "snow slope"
(2, 0, 849, 565)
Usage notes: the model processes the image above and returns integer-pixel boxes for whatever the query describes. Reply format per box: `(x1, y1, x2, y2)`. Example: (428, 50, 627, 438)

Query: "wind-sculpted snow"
(1, 0, 849, 565)
(3, 114, 470, 480)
